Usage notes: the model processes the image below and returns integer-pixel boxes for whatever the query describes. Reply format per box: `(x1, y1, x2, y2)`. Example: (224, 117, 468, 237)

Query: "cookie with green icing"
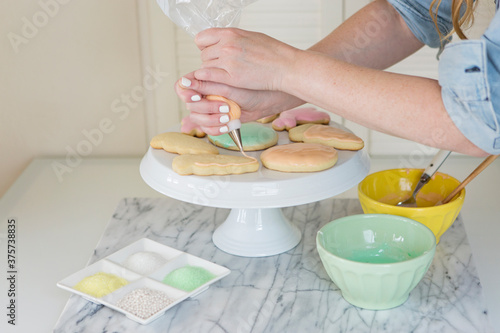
(208, 122, 278, 151)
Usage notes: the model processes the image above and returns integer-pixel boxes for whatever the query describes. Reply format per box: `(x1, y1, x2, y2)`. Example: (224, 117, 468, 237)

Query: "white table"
(0, 156, 498, 332)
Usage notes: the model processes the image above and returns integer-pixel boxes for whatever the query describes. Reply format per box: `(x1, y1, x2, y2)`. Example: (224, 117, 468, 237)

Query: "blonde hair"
(429, 0, 477, 40)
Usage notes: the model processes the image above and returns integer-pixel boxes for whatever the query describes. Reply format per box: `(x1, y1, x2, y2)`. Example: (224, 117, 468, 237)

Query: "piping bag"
(155, 0, 258, 155)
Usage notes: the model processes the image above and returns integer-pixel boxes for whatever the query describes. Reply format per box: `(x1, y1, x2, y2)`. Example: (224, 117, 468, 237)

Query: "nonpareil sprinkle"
(116, 287, 174, 319)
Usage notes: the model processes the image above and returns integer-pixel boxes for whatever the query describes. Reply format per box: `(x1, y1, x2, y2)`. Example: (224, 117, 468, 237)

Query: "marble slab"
(54, 198, 492, 332)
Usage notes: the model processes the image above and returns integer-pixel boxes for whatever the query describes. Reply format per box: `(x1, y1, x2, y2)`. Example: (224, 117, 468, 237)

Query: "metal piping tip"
(228, 129, 245, 154)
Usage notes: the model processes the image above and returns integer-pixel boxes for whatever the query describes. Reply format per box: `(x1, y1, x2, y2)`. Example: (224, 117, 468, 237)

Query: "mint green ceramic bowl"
(316, 214, 436, 310)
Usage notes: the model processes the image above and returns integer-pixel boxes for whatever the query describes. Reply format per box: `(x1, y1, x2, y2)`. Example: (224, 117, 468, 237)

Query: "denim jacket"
(388, 0, 500, 154)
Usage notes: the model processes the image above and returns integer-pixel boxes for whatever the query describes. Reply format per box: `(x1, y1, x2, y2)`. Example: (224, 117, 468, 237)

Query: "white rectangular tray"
(57, 238, 231, 325)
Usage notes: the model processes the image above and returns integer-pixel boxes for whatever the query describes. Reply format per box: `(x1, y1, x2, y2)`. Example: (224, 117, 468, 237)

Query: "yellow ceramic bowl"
(358, 169, 465, 243)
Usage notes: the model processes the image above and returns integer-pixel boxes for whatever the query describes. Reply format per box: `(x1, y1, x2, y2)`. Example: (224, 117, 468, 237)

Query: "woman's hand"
(193, 28, 300, 92)
(175, 73, 303, 136)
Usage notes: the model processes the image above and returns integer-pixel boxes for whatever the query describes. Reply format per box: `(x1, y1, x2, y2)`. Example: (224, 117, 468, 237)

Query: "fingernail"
(219, 105, 230, 113)
(220, 126, 229, 133)
(220, 115, 230, 123)
(181, 77, 192, 87)
(191, 95, 201, 102)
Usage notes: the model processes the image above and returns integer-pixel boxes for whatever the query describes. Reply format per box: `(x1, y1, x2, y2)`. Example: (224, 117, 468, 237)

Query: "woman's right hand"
(174, 73, 303, 136)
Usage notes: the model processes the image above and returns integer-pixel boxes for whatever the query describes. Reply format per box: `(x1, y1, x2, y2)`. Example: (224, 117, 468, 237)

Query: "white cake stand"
(140, 123, 370, 257)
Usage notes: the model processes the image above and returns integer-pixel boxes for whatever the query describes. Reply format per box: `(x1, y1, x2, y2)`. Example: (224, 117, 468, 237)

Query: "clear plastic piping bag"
(155, 0, 258, 37)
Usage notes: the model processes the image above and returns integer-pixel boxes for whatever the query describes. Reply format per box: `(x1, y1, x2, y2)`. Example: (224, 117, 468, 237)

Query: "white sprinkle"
(122, 251, 167, 275)
(116, 288, 175, 319)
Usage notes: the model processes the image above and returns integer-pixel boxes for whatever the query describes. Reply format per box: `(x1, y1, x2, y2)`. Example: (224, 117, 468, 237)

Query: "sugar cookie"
(208, 122, 278, 151)
(289, 124, 316, 142)
(272, 107, 330, 131)
(172, 154, 259, 176)
(289, 124, 364, 150)
(181, 116, 206, 138)
(150, 132, 219, 155)
(256, 114, 279, 123)
(260, 143, 338, 172)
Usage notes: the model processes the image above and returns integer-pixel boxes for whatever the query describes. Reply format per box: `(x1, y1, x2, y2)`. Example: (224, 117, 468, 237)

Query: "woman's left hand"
(194, 28, 299, 92)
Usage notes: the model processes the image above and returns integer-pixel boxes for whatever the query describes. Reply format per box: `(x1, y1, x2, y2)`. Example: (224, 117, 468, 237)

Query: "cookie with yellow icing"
(260, 143, 338, 172)
(208, 122, 278, 151)
(150, 132, 218, 155)
(172, 154, 259, 175)
(289, 124, 364, 151)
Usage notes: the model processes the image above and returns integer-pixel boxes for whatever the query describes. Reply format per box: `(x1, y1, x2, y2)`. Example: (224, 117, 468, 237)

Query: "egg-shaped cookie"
(261, 143, 338, 172)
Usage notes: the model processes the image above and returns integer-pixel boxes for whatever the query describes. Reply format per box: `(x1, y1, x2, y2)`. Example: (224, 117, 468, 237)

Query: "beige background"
(1, 0, 495, 197)
(1, 0, 179, 196)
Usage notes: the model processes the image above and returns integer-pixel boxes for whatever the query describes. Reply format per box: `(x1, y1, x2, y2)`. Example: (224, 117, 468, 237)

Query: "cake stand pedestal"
(212, 207, 301, 257)
(140, 123, 370, 257)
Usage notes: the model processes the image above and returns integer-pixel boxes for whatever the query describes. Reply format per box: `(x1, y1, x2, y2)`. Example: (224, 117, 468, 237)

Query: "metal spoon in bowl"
(397, 150, 451, 207)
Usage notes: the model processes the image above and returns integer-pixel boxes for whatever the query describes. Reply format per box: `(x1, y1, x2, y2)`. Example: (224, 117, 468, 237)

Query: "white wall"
(0, 0, 178, 196)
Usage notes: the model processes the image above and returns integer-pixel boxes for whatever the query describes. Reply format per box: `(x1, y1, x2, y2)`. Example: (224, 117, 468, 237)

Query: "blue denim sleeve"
(387, 0, 454, 48)
(439, 10, 500, 154)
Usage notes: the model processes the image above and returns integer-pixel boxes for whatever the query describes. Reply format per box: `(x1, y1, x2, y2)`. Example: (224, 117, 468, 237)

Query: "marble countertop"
(0, 156, 498, 332)
(53, 197, 490, 332)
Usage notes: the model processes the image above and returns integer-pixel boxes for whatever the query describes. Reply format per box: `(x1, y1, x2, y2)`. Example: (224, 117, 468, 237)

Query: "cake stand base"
(212, 208, 301, 257)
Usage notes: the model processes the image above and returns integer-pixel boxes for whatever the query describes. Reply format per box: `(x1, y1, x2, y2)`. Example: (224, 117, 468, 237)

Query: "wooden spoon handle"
(442, 154, 499, 204)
